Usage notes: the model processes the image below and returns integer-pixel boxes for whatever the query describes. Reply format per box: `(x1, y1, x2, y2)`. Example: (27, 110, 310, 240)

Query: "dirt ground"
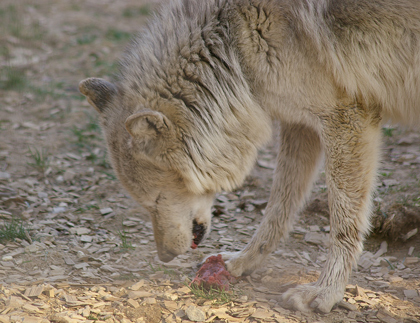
(0, 1, 419, 322)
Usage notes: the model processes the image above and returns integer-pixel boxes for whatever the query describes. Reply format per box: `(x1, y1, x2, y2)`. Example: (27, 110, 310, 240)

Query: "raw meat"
(191, 254, 236, 291)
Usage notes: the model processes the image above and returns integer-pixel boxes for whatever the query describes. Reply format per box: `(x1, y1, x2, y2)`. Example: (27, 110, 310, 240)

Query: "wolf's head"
(79, 76, 271, 262)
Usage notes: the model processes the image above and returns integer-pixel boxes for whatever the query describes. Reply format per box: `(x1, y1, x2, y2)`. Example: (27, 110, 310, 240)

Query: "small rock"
(408, 246, 415, 256)
(163, 291, 178, 301)
(25, 244, 39, 253)
(403, 228, 418, 241)
(127, 291, 153, 299)
(52, 206, 66, 214)
(0, 172, 11, 179)
(144, 297, 156, 304)
(404, 257, 419, 265)
(252, 310, 272, 320)
(374, 241, 388, 258)
(22, 317, 48, 323)
(100, 265, 116, 272)
(24, 285, 44, 297)
(338, 300, 358, 311)
(309, 225, 320, 232)
(371, 281, 390, 288)
(185, 305, 206, 322)
(127, 299, 139, 308)
(376, 310, 398, 323)
(80, 235, 93, 242)
(174, 309, 186, 318)
(358, 251, 375, 269)
(388, 276, 403, 283)
(304, 232, 329, 246)
(164, 300, 178, 311)
(23, 304, 42, 313)
(63, 170, 76, 181)
(100, 208, 113, 215)
(130, 280, 145, 291)
(2, 255, 12, 261)
(403, 289, 418, 298)
(76, 228, 91, 235)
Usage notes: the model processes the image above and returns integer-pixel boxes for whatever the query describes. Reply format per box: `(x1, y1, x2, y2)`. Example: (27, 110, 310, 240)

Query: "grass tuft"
(118, 230, 135, 250)
(382, 127, 395, 137)
(105, 28, 132, 42)
(187, 282, 237, 305)
(0, 67, 27, 91)
(27, 147, 50, 173)
(0, 218, 29, 243)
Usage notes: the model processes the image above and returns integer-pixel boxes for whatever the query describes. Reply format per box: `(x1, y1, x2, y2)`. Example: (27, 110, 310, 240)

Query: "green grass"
(382, 127, 395, 137)
(0, 219, 29, 243)
(71, 115, 101, 148)
(187, 282, 237, 305)
(77, 34, 98, 45)
(0, 67, 28, 91)
(380, 172, 393, 177)
(105, 28, 132, 42)
(118, 230, 135, 250)
(27, 147, 50, 173)
(122, 5, 152, 17)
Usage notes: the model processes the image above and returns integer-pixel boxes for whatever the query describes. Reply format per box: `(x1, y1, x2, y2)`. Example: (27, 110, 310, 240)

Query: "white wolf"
(79, 0, 420, 313)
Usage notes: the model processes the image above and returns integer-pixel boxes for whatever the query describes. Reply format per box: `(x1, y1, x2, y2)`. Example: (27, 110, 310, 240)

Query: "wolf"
(79, 0, 420, 313)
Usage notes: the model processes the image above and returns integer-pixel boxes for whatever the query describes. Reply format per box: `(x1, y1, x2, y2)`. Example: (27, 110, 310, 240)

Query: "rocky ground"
(0, 0, 419, 322)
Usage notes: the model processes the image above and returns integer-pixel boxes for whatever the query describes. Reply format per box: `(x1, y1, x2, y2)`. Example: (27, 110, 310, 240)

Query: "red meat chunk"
(191, 254, 236, 291)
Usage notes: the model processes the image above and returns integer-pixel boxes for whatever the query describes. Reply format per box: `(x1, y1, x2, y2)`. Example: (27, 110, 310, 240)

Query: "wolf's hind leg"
(282, 103, 381, 313)
(220, 123, 323, 277)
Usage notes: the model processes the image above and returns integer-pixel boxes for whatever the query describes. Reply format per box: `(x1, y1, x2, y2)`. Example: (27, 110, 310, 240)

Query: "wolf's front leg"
(221, 123, 322, 276)
(282, 103, 382, 313)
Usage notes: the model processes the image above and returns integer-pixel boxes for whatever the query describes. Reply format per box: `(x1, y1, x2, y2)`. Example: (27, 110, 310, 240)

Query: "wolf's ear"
(125, 110, 173, 138)
(79, 78, 117, 113)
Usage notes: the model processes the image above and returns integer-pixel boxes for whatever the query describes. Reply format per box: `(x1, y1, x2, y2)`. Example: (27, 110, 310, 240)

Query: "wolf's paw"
(203, 251, 253, 277)
(282, 283, 344, 313)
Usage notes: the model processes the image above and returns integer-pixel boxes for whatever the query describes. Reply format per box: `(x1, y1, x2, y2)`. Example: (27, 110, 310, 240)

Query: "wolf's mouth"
(191, 220, 205, 249)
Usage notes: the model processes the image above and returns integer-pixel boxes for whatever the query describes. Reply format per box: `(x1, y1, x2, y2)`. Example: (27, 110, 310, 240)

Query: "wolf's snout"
(157, 249, 177, 262)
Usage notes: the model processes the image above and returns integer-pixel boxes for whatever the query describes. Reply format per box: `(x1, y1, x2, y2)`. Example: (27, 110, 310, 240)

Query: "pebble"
(388, 276, 403, 283)
(403, 290, 419, 298)
(403, 228, 418, 241)
(143, 297, 156, 304)
(130, 280, 145, 291)
(185, 306, 206, 322)
(304, 232, 329, 246)
(408, 246, 415, 256)
(100, 208, 113, 215)
(404, 257, 419, 265)
(338, 300, 358, 311)
(127, 291, 153, 299)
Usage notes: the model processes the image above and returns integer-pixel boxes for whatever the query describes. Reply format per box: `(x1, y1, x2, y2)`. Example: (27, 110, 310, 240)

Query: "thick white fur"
(79, 0, 420, 313)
